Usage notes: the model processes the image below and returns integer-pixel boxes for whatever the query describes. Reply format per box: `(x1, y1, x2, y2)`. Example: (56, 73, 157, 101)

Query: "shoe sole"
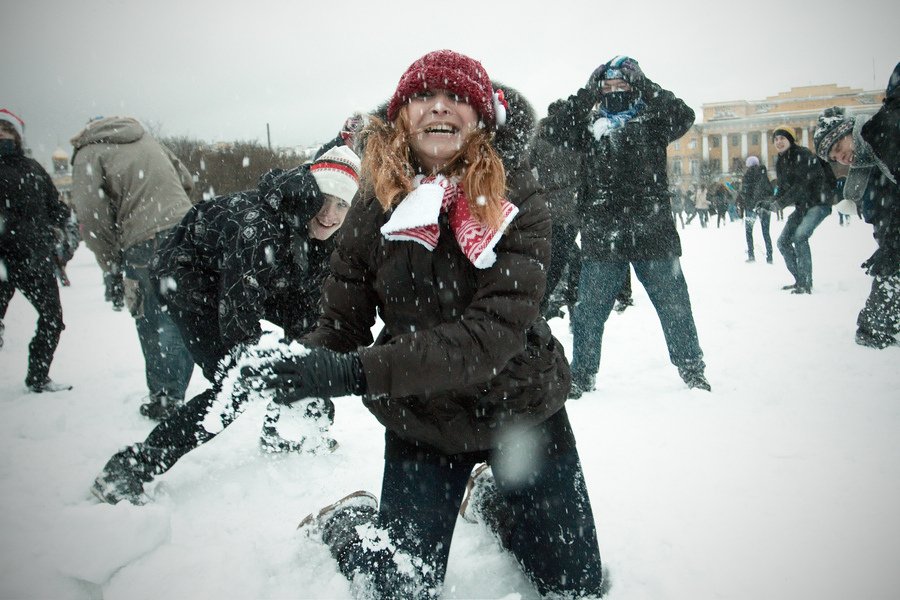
(297, 490, 378, 532)
(459, 463, 492, 523)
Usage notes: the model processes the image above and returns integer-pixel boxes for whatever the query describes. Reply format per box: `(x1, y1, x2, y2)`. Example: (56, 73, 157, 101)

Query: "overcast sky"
(6, 0, 898, 167)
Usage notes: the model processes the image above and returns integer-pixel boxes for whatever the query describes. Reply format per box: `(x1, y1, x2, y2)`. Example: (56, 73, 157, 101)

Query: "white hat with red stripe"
(310, 145, 361, 204)
(0, 108, 25, 139)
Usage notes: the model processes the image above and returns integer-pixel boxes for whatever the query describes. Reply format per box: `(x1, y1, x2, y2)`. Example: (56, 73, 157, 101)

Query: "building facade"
(668, 83, 884, 192)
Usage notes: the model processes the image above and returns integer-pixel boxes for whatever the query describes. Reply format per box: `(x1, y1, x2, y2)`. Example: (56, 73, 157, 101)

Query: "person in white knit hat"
(91, 145, 362, 505)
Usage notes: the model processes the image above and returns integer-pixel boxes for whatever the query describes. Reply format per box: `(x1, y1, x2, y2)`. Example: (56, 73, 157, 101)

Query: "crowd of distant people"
(1, 52, 897, 599)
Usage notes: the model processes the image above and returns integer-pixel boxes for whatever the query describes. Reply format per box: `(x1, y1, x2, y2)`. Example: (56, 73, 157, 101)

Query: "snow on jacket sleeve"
(163, 145, 195, 198)
(71, 148, 119, 272)
(641, 80, 695, 143)
(216, 200, 283, 348)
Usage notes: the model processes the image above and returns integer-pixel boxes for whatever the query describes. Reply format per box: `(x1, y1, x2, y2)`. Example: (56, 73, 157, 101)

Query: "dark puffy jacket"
(860, 63, 900, 276)
(528, 113, 583, 226)
(774, 144, 836, 213)
(152, 166, 332, 348)
(738, 164, 773, 211)
(0, 151, 71, 266)
(548, 79, 694, 260)
(303, 87, 571, 455)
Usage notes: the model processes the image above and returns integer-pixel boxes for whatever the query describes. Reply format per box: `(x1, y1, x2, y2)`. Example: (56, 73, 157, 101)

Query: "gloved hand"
(243, 346, 367, 404)
(103, 271, 125, 311)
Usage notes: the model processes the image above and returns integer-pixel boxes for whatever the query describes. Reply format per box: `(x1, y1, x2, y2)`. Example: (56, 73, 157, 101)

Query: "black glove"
(104, 271, 125, 311)
(245, 347, 367, 405)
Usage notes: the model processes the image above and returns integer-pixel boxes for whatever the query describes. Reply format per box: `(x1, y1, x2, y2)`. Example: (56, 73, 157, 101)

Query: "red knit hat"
(387, 50, 503, 127)
(0, 109, 25, 139)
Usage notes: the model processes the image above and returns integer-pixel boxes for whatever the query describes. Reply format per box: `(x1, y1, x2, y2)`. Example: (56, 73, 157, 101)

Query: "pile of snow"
(1, 210, 898, 599)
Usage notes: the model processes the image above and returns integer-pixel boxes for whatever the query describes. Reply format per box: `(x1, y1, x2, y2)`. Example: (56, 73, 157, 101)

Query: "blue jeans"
(571, 258, 704, 383)
(776, 205, 831, 289)
(123, 231, 194, 400)
(744, 209, 772, 259)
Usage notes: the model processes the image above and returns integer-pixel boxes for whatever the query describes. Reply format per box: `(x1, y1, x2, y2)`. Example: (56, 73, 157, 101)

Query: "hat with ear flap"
(387, 49, 509, 128)
(813, 106, 855, 161)
(588, 55, 644, 89)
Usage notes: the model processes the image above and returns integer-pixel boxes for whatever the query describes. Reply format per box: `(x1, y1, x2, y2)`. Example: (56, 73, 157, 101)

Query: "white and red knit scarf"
(380, 175, 518, 269)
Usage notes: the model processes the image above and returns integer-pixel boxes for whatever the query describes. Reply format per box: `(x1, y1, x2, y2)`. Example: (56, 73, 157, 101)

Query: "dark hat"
(813, 106, 855, 161)
(387, 50, 507, 128)
(772, 126, 796, 144)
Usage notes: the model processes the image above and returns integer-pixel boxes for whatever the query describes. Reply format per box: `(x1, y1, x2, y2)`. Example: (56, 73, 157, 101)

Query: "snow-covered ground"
(1, 211, 898, 600)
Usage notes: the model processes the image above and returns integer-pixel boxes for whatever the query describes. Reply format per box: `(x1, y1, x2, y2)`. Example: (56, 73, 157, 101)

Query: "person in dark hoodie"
(70, 116, 195, 418)
(813, 81, 899, 349)
(548, 55, 710, 396)
(90, 146, 362, 504)
(0, 109, 73, 392)
(231, 50, 603, 599)
(738, 155, 774, 263)
(770, 125, 835, 294)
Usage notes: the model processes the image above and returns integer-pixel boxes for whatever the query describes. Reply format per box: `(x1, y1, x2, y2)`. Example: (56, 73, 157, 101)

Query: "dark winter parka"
(151, 166, 333, 350)
(859, 62, 900, 276)
(0, 151, 71, 270)
(774, 143, 835, 214)
(528, 113, 583, 226)
(303, 86, 572, 456)
(737, 164, 773, 212)
(547, 78, 694, 261)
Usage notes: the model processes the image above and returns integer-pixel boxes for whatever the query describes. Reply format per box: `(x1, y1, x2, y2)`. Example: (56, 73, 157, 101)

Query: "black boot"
(91, 444, 170, 505)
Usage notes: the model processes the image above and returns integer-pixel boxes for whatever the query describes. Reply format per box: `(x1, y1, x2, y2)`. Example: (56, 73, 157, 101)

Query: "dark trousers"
(0, 256, 64, 386)
(857, 273, 900, 343)
(541, 223, 579, 315)
(334, 409, 603, 598)
(744, 209, 773, 260)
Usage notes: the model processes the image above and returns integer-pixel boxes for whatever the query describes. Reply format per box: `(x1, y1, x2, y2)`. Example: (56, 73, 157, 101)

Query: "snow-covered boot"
(459, 463, 495, 523)
(259, 399, 337, 455)
(855, 328, 898, 350)
(298, 490, 378, 536)
(0, 321, 4, 348)
(678, 366, 712, 391)
(91, 444, 169, 505)
(26, 378, 73, 393)
(567, 371, 595, 400)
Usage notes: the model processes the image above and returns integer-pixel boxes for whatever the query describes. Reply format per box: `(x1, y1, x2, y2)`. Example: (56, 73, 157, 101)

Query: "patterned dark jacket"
(548, 79, 695, 261)
(152, 166, 332, 349)
(774, 144, 835, 214)
(303, 86, 572, 455)
(0, 151, 71, 268)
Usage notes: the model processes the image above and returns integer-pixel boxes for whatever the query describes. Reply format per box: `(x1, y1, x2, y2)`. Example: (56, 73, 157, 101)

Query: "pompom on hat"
(386, 50, 508, 128)
(772, 126, 796, 144)
(813, 106, 855, 161)
(0, 109, 25, 139)
(310, 146, 361, 205)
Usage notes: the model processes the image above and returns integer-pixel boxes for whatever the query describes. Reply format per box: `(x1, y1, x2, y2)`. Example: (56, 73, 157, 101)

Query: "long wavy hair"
(361, 108, 508, 229)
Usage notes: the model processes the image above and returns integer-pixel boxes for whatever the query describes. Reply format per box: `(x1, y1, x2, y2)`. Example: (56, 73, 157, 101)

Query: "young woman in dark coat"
(0, 110, 73, 392)
(90, 147, 362, 503)
(242, 50, 603, 598)
(738, 156, 775, 262)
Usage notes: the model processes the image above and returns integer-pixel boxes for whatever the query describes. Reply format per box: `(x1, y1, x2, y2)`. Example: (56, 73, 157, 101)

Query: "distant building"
(668, 83, 884, 191)
(50, 148, 73, 205)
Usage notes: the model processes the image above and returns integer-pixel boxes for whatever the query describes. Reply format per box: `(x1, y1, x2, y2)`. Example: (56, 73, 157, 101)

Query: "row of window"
(670, 157, 760, 176)
(672, 132, 766, 151)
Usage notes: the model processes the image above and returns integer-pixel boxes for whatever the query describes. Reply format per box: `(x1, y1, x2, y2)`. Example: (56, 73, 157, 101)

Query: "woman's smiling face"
(308, 194, 350, 240)
(404, 89, 479, 173)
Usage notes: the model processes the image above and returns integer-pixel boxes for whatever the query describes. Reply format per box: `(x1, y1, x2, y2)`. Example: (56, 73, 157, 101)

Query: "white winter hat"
(745, 156, 760, 167)
(0, 109, 25, 139)
(310, 145, 361, 204)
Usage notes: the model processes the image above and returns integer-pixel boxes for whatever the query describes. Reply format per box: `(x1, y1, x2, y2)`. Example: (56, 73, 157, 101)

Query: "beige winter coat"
(70, 117, 194, 271)
(693, 188, 710, 210)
